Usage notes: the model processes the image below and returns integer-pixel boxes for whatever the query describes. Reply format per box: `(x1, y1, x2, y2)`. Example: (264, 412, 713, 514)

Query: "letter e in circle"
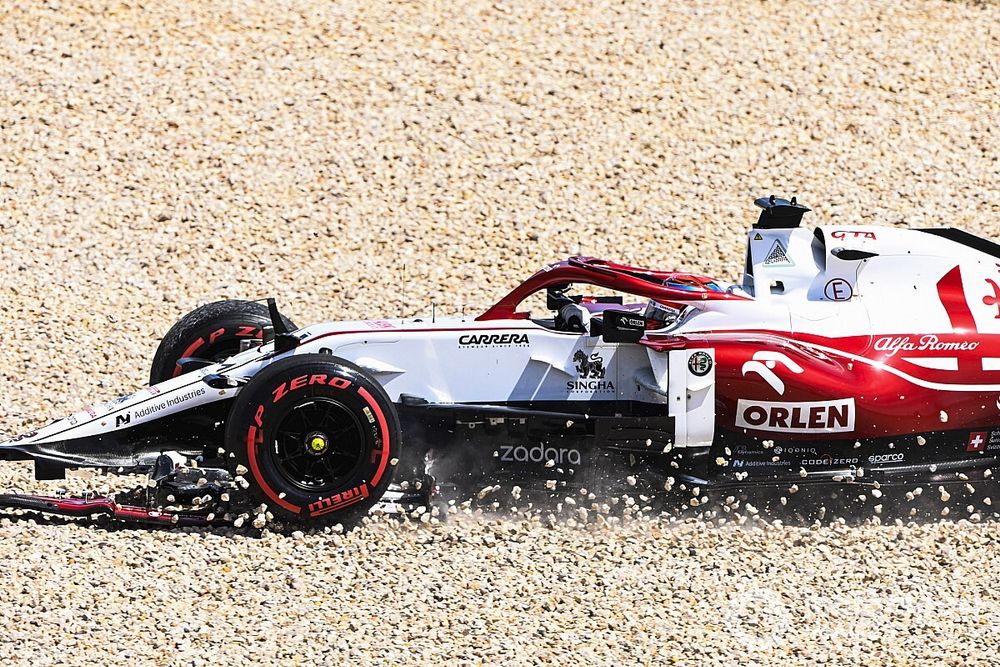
(824, 279, 853, 301)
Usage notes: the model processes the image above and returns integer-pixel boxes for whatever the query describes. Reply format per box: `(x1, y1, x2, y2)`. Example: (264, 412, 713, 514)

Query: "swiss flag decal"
(967, 432, 987, 453)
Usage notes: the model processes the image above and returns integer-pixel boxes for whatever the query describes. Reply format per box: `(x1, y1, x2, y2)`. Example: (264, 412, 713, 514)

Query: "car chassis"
(2, 196, 1000, 526)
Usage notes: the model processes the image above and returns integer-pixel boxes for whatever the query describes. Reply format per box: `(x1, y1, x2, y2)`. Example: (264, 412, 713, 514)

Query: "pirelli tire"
(224, 354, 401, 527)
(149, 300, 297, 385)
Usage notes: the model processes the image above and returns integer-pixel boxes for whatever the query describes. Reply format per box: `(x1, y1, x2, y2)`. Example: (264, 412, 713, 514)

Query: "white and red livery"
(2, 196, 998, 526)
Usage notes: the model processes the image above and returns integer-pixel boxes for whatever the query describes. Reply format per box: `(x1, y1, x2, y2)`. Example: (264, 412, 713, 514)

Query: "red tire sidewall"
(150, 300, 296, 386)
(166, 321, 265, 379)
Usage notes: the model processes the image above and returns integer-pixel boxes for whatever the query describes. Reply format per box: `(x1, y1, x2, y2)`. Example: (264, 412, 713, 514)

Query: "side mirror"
(176, 357, 215, 374)
(202, 373, 244, 389)
(267, 298, 300, 353)
(599, 310, 646, 344)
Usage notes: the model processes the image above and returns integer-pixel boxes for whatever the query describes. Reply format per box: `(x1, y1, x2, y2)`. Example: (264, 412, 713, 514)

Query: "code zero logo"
(688, 351, 713, 377)
(736, 399, 856, 434)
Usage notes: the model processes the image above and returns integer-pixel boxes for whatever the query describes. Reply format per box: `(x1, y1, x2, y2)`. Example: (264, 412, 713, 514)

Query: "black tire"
(224, 354, 401, 526)
(149, 300, 297, 385)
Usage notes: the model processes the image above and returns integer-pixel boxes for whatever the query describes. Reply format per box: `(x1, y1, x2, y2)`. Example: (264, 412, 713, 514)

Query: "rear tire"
(149, 300, 297, 385)
(224, 354, 401, 526)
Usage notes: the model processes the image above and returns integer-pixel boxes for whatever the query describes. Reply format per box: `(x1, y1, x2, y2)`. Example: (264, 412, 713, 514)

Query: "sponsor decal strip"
(459, 333, 530, 346)
(874, 334, 979, 358)
(678, 330, 1000, 392)
(736, 398, 856, 434)
(119, 387, 208, 427)
(802, 456, 858, 466)
(499, 444, 581, 466)
(868, 453, 905, 464)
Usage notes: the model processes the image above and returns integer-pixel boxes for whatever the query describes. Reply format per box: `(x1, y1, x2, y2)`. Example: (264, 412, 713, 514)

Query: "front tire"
(224, 354, 401, 526)
(149, 300, 297, 385)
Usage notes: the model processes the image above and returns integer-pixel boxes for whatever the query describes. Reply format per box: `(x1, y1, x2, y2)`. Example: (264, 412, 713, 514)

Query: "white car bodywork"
(9, 213, 1000, 468)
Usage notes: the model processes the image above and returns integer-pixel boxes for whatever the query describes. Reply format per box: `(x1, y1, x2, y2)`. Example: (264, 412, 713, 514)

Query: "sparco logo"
(735, 398, 855, 434)
(458, 333, 529, 347)
(499, 445, 581, 466)
(868, 452, 904, 464)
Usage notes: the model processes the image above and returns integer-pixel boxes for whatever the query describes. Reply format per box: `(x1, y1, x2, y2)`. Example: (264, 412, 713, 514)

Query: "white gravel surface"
(0, 0, 998, 664)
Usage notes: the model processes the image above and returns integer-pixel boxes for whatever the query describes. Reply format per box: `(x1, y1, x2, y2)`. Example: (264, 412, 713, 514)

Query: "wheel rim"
(271, 397, 366, 492)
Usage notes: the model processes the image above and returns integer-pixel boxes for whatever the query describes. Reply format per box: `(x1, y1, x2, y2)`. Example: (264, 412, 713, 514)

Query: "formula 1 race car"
(2, 195, 1000, 527)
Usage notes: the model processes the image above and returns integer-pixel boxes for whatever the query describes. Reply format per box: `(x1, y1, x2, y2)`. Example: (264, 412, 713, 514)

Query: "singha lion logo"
(573, 350, 606, 379)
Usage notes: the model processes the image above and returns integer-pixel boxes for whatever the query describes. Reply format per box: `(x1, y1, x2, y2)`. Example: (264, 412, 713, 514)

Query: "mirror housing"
(599, 310, 646, 343)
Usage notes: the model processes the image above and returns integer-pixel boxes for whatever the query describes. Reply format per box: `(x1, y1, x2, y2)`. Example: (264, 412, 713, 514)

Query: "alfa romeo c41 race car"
(2, 196, 999, 527)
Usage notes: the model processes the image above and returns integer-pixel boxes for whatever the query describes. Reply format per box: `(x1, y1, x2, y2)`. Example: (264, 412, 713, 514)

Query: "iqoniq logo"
(567, 350, 615, 393)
